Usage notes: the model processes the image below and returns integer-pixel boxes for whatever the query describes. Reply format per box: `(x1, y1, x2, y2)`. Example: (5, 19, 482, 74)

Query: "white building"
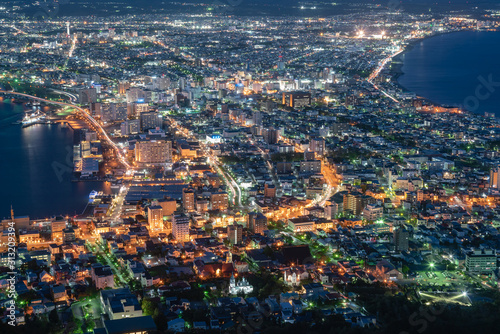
(229, 273, 253, 295)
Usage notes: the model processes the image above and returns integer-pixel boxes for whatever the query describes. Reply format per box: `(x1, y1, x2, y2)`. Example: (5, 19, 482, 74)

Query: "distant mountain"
(18, 0, 500, 18)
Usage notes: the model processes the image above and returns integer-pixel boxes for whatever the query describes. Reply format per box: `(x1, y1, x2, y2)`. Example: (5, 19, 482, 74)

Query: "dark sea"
(398, 30, 500, 116)
(0, 98, 109, 219)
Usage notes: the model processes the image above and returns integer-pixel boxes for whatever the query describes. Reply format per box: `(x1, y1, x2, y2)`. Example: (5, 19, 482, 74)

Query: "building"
(343, 192, 375, 216)
(282, 91, 312, 108)
(100, 288, 143, 320)
(62, 227, 76, 243)
(466, 249, 497, 274)
(309, 138, 326, 156)
(227, 223, 243, 245)
(362, 204, 383, 221)
(262, 127, 280, 144)
(288, 216, 315, 233)
(147, 205, 163, 233)
(182, 188, 196, 212)
(91, 265, 114, 290)
(167, 318, 185, 333)
(490, 167, 500, 188)
(135, 140, 172, 166)
(78, 88, 97, 104)
(248, 212, 268, 234)
(140, 111, 162, 132)
(121, 119, 140, 136)
(51, 285, 67, 302)
(172, 214, 190, 243)
(300, 160, 321, 174)
(210, 192, 228, 211)
(102, 316, 157, 334)
(283, 267, 308, 286)
(393, 227, 409, 251)
(264, 183, 276, 198)
(229, 273, 253, 295)
(375, 260, 403, 281)
(157, 198, 177, 216)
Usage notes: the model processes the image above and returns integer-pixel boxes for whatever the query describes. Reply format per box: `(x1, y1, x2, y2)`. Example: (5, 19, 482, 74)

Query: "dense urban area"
(1, 1, 500, 333)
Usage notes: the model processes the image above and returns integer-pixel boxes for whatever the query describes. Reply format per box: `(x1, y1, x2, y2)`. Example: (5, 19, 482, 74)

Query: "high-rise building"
(490, 167, 500, 188)
(121, 119, 140, 136)
(248, 212, 268, 235)
(282, 92, 311, 108)
(465, 249, 497, 274)
(393, 227, 409, 251)
(78, 88, 97, 105)
(172, 214, 190, 242)
(252, 111, 263, 126)
(140, 111, 163, 132)
(135, 140, 172, 166)
(126, 87, 145, 103)
(148, 205, 163, 233)
(63, 227, 76, 243)
(309, 138, 326, 157)
(210, 191, 228, 211)
(115, 103, 128, 121)
(262, 127, 280, 144)
(182, 188, 196, 212)
(343, 192, 375, 216)
(227, 223, 243, 245)
(264, 183, 276, 198)
(157, 198, 177, 216)
(118, 81, 130, 95)
(300, 160, 321, 174)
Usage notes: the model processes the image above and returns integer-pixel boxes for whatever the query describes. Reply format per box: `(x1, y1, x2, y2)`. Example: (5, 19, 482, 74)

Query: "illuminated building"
(140, 111, 162, 132)
(210, 191, 228, 211)
(282, 91, 311, 108)
(466, 249, 497, 274)
(172, 213, 190, 242)
(148, 205, 163, 232)
(135, 139, 172, 166)
(227, 223, 243, 245)
(229, 273, 253, 295)
(490, 167, 500, 188)
(248, 212, 268, 235)
(182, 188, 196, 212)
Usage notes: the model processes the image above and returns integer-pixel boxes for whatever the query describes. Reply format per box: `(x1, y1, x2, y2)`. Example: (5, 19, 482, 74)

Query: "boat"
(21, 110, 46, 127)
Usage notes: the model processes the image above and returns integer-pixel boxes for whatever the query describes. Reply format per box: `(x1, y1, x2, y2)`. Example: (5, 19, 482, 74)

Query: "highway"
(367, 48, 404, 105)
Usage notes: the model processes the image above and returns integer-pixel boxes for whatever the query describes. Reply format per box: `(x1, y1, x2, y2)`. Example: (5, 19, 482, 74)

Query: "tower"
(229, 273, 236, 290)
(10, 205, 14, 221)
(66, 22, 70, 37)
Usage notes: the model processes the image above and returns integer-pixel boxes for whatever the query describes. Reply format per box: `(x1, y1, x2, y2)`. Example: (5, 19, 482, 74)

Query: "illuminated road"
(367, 48, 404, 104)
(64, 35, 77, 70)
(167, 116, 242, 207)
(280, 136, 338, 208)
(0, 90, 132, 170)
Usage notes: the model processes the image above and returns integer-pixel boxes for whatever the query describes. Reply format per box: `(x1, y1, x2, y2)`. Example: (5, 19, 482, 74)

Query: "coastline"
(389, 28, 500, 112)
(0, 98, 107, 220)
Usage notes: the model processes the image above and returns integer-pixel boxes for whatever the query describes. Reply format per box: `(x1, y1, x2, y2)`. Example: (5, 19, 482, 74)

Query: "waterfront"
(398, 30, 500, 115)
(0, 98, 109, 219)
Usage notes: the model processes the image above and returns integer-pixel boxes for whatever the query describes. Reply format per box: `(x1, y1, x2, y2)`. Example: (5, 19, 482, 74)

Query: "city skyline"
(0, 1, 500, 334)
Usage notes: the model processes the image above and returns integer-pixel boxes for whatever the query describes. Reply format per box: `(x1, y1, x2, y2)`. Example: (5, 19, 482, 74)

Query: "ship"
(21, 110, 46, 127)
